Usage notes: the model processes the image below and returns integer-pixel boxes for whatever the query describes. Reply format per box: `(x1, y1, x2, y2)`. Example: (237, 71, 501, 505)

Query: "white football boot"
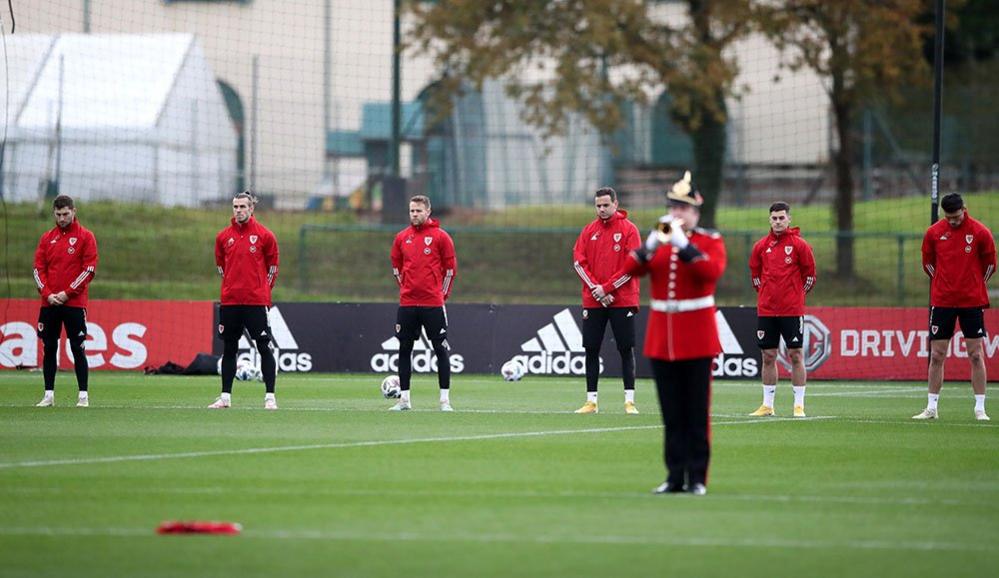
(208, 397, 231, 409)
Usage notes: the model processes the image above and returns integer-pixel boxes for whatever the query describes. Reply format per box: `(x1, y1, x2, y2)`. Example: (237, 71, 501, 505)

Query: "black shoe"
(652, 482, 686, 494)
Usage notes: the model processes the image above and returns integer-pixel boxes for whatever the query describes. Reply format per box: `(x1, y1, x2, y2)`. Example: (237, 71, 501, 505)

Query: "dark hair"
(52, 195, 75, 210)
(940, 193, 964, 213)
(769, 201, 790, 214)
(233, 190, 257, 205)
(594, 187, 617, 202)
(410, 195, 431, 209)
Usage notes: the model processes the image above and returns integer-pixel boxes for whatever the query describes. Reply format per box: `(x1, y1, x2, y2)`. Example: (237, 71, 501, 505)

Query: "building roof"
(12, 33, 196, 130)
(359, 101, 424, 142)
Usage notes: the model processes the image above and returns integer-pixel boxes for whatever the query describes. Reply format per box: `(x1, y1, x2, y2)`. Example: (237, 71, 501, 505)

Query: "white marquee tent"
(1, 33, 237, 206)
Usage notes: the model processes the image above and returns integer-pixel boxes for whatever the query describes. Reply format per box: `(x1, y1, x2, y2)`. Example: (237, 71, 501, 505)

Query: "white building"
(2, 33, 238, 206)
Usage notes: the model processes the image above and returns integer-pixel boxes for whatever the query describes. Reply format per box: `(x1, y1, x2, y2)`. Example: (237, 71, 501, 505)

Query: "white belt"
(649, 295, 715, 313)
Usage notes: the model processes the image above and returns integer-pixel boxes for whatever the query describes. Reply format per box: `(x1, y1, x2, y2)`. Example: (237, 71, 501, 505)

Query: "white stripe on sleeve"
(442, 269, 454, 295)
(573, 261, 596, 289)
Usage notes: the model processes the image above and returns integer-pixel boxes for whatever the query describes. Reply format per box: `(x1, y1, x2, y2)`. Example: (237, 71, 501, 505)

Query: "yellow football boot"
(749, 404, 775, 417)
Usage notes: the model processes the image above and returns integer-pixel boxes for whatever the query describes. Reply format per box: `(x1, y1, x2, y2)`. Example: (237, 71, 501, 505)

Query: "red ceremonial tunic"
(621, 228, 727, 361)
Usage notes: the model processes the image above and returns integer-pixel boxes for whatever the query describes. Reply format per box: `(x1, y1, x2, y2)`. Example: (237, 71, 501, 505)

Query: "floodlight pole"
(930, 0, 945, 225)
(390, 0, 402, 177)
(323, 0, 331, 179)
(83, 0, 91, 33)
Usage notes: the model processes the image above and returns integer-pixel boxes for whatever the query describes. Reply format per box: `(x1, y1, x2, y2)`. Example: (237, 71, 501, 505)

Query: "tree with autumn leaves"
(407, 0, 933, 276)
(757, 0, 930, 278)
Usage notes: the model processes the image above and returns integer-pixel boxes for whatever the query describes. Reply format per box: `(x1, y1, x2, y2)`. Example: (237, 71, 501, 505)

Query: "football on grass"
(381, 375, 401, 398)
(501, 360, 526, 381)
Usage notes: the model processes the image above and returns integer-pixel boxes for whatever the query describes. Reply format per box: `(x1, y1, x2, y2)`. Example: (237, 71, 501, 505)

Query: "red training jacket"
(749, 227, 816, 317)
(573, 210, 641, 308)
(391, 218, 457, 307)
(33, 218, 98, 308)
(620, 228, 727, 361)
(922, 212, 995, 308)
(215, 216, 280, 306)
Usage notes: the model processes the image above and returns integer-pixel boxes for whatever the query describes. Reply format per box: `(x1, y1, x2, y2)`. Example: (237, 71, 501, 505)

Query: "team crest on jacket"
(424, 237, 433, 246)
(227, 237, 234, 246)
(38, 322, 45, 332)
(931, 325, 938, 335)
(966, 235, 974, 244)
(218, 324, 225, 334)
(69, 237, 77, 246)
(250, 235, 258, 244)
(784, 246, 792, 255)
(757, 330, 765, 340)
(614, 233, 622, 242)
(582, 310, 589, 320)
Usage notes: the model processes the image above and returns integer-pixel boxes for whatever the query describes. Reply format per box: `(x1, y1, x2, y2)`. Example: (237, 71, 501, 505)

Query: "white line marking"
(0, 417, 821, 470)
(3, 486, 988, 508)
(808, 387, 926, 398)
(0, 526, 989, 552)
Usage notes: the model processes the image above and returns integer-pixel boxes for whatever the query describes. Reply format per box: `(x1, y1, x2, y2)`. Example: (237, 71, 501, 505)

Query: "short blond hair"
(410, 195, 431, 209)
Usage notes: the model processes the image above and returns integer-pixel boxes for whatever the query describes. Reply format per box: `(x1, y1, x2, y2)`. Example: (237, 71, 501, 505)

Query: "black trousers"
(650, 357, 713, 489)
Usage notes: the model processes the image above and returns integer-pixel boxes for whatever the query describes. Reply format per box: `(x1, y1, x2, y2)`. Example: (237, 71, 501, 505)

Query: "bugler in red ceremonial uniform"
(617, 171, 726, 496)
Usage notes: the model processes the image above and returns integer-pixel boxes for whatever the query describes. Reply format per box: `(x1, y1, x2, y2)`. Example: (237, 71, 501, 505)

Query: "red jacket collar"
(769, 226, 800, 242)
(599, 210, 628, 226)
(231, 215, 257, 230)
(411, 217, 441, 232)
(55, 218, 81, 235)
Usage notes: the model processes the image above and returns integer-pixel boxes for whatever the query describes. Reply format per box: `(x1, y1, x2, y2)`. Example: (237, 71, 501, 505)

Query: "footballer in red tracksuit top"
(749, 227, 816, 319)
(572, 187, 642, 413)
(747, 202, 817, 418)
(33, 195, 98, 406)
(388, 196, 457, 409)
(618, 171, 725, 495)
(915, 193, 996, 421)
(211, 192, 280, 409)
(922, 210, 995, 312)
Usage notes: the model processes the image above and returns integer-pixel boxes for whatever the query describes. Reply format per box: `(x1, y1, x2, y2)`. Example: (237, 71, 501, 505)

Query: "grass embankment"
(3, 193, 996, 305)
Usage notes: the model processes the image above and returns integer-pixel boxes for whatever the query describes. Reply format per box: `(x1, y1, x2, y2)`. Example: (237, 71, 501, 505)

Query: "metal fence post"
(299, 226, 309, 292)
(897, 235, 906, 306)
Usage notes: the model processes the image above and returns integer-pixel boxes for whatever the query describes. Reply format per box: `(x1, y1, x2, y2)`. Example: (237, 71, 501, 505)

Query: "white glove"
(644, 229, 663, 252)
(669, 219, 689, 249)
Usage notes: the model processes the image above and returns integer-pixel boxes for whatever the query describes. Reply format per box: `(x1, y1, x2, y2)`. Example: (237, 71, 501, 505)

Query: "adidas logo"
(507, 308, 598, 375)
(236, 306, 313, 372)
(370, 329, 465, 373)
(713, 310, 759, 377)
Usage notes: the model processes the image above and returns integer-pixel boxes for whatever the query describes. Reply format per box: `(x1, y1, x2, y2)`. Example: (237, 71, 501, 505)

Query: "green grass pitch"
(1, 372, 997, 578)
